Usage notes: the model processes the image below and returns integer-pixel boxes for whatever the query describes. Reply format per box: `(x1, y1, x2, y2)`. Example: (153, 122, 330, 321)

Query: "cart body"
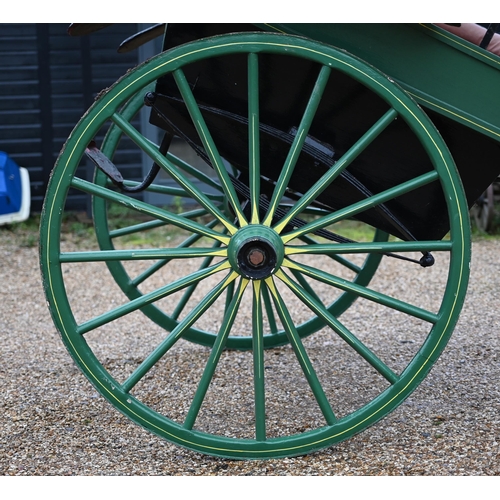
(154, 23, 500, 241)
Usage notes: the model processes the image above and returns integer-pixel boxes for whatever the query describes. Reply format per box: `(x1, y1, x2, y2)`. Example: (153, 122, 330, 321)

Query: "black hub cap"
(237, 239, 278, 279)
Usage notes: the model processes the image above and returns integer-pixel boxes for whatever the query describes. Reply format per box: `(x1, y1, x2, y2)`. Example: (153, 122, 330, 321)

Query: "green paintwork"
(259, 24, 500, 143)
(39, 32, 470, 459)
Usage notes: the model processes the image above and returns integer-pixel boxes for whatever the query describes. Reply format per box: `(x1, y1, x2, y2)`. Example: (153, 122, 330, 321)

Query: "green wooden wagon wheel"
(40, 32, 470, 459)
(91, 84, 388, 350)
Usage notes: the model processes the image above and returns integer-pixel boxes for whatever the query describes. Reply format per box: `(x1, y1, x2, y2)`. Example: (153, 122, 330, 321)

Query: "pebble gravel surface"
(1, 228, 499, 476)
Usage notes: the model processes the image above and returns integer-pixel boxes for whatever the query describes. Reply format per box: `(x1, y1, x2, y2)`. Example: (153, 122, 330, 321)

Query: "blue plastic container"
(0, 152, 30, 224)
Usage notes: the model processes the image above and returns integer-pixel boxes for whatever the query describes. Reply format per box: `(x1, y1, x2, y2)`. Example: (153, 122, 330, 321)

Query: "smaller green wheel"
(40, 32, 470, 459)
(92, 82, 388, 350)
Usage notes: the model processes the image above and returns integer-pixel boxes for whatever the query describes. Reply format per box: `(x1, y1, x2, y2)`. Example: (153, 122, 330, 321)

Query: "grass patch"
(328, 219, 377, 242)
(470, 212, 500, 240)
(0, 214, 41, 248)
(3, 206, 500, 250)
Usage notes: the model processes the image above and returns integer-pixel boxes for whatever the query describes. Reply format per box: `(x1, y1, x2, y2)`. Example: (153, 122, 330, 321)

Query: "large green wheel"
(92, 84, 388, 350)
(40, 32, 470, 459)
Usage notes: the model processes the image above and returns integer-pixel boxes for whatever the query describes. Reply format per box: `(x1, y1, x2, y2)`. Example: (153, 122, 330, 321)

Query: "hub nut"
(247, 248, 266, 267)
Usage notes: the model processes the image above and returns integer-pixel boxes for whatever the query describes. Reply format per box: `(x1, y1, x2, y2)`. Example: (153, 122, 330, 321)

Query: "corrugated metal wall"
(0, 23, 145, 212)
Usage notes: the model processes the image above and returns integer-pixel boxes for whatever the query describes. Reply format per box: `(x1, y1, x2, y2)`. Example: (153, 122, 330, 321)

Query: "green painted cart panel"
(260, 23, 500, 143)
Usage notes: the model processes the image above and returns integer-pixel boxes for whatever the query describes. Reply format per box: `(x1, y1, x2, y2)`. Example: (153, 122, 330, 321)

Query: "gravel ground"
(1, 228, 499, 476)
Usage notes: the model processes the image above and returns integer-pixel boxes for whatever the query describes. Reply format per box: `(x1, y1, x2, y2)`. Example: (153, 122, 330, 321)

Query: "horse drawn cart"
(39, 24, 500, 459)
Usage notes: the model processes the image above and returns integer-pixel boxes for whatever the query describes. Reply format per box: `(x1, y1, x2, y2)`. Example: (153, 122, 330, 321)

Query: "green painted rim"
(39, 32, 470, 459)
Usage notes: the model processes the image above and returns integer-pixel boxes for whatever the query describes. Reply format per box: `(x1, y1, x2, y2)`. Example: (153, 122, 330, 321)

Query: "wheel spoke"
(265, 277, 337, 425)
(286, 239, 453, 256)
(261, 283, 279, 334)
(252, 280, 266, 440)
(130, 219, 220, 288)
(298, 234, 362, 274)
(165, 151, 223, 191)
(183, 278, 249, 430)
(263, 65, 331, 226)
(77, 261, 231, 336)
(248, 52, 261, 224)
(173, 68, 248, 227)
(274, 269, 399, 384)
(131, 258, 169, 288)
(116, 180, 224, 202)
(281, 170, 440, 244)
(109, 207, 209, 239)
(283, 258, 439, 323)
(224, 279, 236, 314)
(122, 270, 240, 393)
(289, 267, 323, 304)
(100, 82, 155, 150)
(71, 177, 230, 244)
(111, 112, 237, 234)
(171, 238, 225, 320)
(273, 108, 398, 234)
(59, 246, 226, 263)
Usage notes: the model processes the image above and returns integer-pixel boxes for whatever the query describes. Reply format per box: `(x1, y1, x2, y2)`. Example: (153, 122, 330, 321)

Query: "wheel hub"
(228, 225, 284, 279)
